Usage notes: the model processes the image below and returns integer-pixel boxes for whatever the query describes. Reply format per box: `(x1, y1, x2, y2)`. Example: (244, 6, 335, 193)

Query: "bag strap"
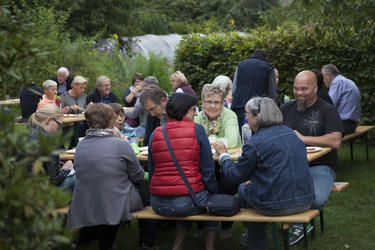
(161, 125, 201, 206)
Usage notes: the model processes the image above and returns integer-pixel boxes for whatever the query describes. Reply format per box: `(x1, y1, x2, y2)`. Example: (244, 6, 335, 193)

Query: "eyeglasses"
(204, 100, 222, 106)
(52, 118, 62, 126)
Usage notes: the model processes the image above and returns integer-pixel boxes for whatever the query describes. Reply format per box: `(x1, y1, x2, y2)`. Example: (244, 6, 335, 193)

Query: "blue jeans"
(150, 190, 218, 230)
(309, 165, 336, 210)
(58, 175, 76, 191)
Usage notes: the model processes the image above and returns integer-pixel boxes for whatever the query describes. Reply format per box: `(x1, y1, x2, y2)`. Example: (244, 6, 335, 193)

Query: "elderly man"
(231, 49, 278, 133)
(322, 64, 361, 134)
(139, 85, 168, 146)
(280, 70, 343, 244)
(51, 67, 73, 96)
(86, 76, 118, 104)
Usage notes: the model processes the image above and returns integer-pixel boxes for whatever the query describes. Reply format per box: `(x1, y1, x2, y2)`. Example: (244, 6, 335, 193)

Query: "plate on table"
(65, 149, 76, 154)
(139, 146, 148, 151)
(306, 146, 322, 153)
(64, 114, 77, 117)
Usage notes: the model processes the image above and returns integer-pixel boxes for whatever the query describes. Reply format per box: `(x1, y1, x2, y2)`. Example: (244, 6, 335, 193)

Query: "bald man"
(280, 70, 343, 210)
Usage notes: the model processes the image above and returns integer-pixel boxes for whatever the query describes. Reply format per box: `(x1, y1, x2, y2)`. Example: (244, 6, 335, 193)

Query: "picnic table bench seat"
(342, 125, 374, 160)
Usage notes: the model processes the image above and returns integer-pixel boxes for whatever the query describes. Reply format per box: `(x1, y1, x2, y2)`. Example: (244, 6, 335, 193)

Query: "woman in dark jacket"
(213, 97, 315, 250)
(148, 93, 218, 250)
(28, 104, 75, 190)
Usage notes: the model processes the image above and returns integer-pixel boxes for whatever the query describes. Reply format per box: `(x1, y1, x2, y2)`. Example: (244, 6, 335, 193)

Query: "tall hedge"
(175, 25, 375, 125)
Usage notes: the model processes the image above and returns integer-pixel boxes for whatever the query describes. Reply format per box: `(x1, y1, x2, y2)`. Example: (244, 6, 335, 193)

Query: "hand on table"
(212, 141, 228, 155)
(70, 105, 81, 112)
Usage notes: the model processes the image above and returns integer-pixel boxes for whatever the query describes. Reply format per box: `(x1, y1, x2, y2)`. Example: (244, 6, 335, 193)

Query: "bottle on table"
(242, 119, 252, 145)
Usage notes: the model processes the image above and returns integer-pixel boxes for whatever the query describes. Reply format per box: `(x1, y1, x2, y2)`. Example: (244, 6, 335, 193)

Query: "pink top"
(37, 94, 57, 110)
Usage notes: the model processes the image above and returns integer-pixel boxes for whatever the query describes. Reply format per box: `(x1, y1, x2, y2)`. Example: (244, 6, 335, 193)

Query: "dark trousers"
(232, 107, 245, 137)
(342, 119, 358, 135)
(77, 224, 120, 250)
(134, 180, 157, 247)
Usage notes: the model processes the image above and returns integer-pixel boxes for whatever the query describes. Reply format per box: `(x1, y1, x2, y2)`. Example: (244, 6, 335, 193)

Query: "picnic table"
(0, 99, 20, 105)
(63, 113, 86, 125)
(60, 146, 332, 163)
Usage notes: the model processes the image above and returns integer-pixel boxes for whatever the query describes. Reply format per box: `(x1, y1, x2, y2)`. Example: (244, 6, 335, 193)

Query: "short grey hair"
(201, 84, 225, 101)
(57, 67, 69, 77)
(144, 76, 159, 86)
(322, 64, 340, 76)
(42, 79, 57, 89)
(96, 76, 110, 87)
(211, 75, 232, 95)
(245, 97, 283, 127)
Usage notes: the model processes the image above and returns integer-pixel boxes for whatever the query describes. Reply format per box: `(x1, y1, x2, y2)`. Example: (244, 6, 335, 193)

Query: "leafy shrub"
(175, 25, 375, 124)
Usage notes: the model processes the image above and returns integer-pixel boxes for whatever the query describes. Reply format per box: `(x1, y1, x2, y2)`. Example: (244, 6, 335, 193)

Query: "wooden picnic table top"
(0, 99, 20, 105)
(342, 125, 375, 141)
(63, 114, 86, 125)
(60, 145, 331, 163)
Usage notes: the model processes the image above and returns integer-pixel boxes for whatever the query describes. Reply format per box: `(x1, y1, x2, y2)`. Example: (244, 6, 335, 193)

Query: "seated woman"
(148, 93, 219, 250)
(213, 97, 315, 250)
(170, 71, 196, 96)
(68, 103, 156, 250)
(211, 75, 233, 108)
(60, 76, 88, 113)
(195, 84, 241, 149)
(108, 102, 128, 140)
(28, 104, 75, 190)
(37, 80, 69, 113)
(122, 73, 144, 107)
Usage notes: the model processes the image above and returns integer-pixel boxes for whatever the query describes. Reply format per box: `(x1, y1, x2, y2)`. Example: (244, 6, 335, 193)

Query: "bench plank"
(332, 182, 349, 192)
(342, 126, 375, 141)
(133, 206, 319, 223)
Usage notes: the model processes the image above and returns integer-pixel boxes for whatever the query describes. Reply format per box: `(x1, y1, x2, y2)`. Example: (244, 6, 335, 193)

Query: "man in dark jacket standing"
(86, 76, 118, 104)
(231, 50, 278, 133)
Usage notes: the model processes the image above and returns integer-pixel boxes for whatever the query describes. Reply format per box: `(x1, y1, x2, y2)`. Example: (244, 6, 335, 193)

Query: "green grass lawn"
(98, 141, 373, 250)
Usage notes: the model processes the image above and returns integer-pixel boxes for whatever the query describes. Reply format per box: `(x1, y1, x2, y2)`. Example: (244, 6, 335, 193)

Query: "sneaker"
(288, 223, 313, 245)
(240, 229, 248, 246)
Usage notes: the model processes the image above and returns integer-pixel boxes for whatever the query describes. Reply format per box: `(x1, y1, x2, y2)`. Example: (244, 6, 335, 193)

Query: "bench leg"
(320, 210, 324, 234)
(311, 218, 316, 240)
(350, 139, 354, 160)
(282, 227, 290, 250)
(303, 224, 308, 248)
(365, 133, 369, 160)
(271, 223, 279, 250)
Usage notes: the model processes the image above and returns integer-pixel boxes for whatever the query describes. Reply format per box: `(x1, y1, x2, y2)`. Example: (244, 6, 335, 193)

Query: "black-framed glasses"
(52, 118, 62, 126)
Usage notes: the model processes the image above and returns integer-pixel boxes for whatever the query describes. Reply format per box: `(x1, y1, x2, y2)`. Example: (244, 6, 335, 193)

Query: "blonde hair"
(201, 84, 225, 101)
(28, 104, 63, 129)
(42, 80, 57, 90)
(72, 76, 88, 87)
(170, 71, 188, 83)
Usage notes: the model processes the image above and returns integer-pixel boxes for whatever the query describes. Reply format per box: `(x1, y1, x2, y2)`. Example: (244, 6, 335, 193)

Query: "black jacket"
(86, 88, 118, 104)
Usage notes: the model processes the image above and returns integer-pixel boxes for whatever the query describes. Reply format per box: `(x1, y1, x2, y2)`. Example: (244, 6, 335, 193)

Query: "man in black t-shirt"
(280, 70, 343, 210)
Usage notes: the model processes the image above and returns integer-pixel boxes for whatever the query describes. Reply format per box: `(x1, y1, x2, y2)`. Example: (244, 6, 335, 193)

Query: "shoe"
(220, 228, 232, 239)
(288, 223, 313, 245)
(240, 229, 248, 246)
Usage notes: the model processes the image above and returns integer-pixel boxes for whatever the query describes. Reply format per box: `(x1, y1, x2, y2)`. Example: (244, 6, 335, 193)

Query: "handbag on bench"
(162, 125, 240, 217)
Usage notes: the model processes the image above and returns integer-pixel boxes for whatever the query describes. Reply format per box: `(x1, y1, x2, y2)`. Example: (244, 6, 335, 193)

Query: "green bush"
(0, 109, 72, 249)
(175, 25, 375, 124)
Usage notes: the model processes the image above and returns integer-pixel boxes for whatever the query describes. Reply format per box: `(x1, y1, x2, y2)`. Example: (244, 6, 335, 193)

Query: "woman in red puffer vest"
(148, 93, 219, 250)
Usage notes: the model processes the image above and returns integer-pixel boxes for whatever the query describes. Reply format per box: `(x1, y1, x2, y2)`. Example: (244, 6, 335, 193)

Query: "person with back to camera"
(148, 93, 219, 250)
(68, 103, 157, 250)
(170, 71, 196, 96)
(213, 97, 315, 250)
(28, 104, 75, 190)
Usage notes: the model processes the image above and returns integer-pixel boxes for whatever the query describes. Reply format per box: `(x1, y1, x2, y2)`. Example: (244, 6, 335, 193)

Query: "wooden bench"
(319, 182, 349, 234)
(56, 204, 319, 249)
(342, 125, 374, 160)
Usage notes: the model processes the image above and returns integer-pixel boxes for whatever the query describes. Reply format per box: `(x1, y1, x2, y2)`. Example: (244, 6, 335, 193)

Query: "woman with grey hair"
(213, 97, 315, 249)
